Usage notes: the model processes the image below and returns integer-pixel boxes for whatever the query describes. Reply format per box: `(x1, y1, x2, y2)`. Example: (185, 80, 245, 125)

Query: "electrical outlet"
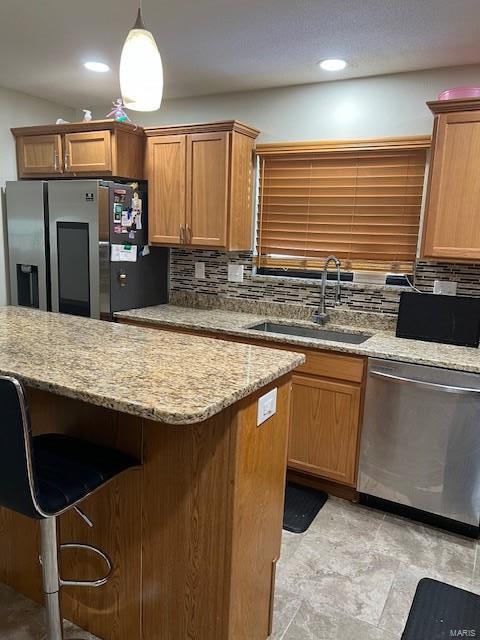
(228, 264, 244, 283)
(257, 388, 277, 426)
(433, 280, 457, 296)
(194, 262, 205, 279)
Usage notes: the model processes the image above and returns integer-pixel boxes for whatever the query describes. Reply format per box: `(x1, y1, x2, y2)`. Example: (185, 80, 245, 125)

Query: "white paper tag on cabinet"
(257, 388, 277, 426)
(111, 244, 137, 262)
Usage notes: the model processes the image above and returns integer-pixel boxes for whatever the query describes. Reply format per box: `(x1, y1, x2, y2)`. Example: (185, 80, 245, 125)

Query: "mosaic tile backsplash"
(415, 260, 480, 297)
(170, 249, 480, 316)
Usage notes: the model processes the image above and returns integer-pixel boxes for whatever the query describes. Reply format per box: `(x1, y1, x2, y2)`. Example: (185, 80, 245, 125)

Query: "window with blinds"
(256, 139, 429, 273)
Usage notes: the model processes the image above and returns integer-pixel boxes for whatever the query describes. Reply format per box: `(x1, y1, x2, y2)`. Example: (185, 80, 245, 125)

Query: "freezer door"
(48, 180, 101, 319)
(110, 246, 169, 312)
(358, 358, 480, 526)
(5, 181, 49, 310)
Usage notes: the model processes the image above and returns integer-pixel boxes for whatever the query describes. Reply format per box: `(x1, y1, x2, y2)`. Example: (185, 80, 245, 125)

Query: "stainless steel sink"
(247, 322, 372, 344)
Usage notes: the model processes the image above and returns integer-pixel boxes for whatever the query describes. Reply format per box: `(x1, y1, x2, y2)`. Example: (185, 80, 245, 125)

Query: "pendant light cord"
(133, 0, 146, 29)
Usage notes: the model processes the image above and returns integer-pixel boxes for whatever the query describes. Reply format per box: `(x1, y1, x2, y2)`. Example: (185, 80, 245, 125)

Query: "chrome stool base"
(39, 515, 112, 640)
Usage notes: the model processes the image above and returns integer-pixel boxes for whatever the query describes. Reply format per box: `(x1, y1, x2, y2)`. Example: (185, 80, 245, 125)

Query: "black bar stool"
(0, 376, 140, 640)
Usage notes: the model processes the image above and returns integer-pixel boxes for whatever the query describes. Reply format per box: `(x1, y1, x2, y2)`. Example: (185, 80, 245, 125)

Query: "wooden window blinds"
(256, 137, 429, 273)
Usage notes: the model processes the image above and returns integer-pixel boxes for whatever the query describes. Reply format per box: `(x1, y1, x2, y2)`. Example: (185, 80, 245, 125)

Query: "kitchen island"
(0, 307, 303, 640)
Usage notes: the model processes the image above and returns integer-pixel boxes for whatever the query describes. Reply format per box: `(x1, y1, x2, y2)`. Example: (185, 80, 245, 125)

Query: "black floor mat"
(283, 482, 328, 533)
(402, 578, 480, 639)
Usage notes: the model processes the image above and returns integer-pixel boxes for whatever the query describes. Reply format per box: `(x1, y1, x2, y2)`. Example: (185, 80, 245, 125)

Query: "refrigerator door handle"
(370, 369, 480, 396)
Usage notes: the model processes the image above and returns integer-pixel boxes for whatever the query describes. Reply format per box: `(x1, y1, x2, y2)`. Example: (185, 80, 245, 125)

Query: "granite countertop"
(0, 307, 304, 424)
(116, 304, 480, 374)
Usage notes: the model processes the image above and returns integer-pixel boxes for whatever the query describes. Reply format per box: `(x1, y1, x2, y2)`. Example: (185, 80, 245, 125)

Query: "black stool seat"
(0, 376, 141, 639)
(33, 434, 139, 515)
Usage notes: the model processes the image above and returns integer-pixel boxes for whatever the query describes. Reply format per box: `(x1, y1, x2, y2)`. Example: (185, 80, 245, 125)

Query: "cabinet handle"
(53, 151, 58, 171)
(180, 224, 185, 243)
(186, 225, 192, 244)
(64, 152, 69, 171)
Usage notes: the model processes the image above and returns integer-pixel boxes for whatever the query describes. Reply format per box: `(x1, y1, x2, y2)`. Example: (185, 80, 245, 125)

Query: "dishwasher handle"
(370, 370, 480, 397)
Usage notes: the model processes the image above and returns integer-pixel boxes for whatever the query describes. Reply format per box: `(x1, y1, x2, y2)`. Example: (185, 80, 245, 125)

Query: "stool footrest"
(59, 543, 112, 588)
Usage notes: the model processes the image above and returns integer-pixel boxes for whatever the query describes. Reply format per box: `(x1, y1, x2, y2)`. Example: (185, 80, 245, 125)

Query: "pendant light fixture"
(120, 0, 163, 112)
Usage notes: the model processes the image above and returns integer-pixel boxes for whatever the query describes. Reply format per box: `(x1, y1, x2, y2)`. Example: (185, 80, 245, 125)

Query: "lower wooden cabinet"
(288, 374, 362, 485)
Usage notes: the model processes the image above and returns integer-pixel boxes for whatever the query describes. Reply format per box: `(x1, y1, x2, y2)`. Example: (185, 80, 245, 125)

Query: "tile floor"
(0, 496, 478, 639)
(273, 497, 480, 639)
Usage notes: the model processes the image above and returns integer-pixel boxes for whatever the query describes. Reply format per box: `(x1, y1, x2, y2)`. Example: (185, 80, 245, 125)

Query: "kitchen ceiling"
(1, 0, 480, 108)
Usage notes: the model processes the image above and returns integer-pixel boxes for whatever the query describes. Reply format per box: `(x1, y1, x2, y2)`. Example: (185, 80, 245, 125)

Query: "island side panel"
(227, 375, 291, 639)
(0, 389, 144, 640)
(141, 375, 292, 640)
(142, 407, 234, 640)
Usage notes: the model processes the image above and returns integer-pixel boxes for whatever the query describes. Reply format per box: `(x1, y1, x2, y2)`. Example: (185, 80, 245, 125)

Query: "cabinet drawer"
(295, 348, 365, 383)
(268, 341, 365, 383)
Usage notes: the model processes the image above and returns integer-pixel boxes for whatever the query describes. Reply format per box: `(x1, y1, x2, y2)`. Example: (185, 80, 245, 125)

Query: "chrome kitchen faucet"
(313, 255, 341, 324)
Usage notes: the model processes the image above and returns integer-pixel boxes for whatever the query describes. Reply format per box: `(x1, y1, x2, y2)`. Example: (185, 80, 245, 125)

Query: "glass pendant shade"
(120, 8, 163, 112)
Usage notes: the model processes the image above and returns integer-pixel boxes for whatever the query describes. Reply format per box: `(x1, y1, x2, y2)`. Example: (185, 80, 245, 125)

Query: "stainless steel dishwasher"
(357, 357, 480, 534)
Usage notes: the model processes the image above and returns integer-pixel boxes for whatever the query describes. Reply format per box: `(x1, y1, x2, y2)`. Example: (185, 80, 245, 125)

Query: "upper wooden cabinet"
(12, 120, 145, 180)
(147, 134, 187, 244)
(16, 134, 63, 176)
(64, 130, 112, 173)
(421, 99, 480, 261)
(145, 121, 259, 251)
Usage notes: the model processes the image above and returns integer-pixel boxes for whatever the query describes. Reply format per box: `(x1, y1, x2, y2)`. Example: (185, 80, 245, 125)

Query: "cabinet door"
(146, 135, 186, 245)
(17, 134, 63, 176)
(422, 111, 480, 261)
(186, 132, 229, 247)
(288, 374, 361, 485)
(64, 130, 112, 174)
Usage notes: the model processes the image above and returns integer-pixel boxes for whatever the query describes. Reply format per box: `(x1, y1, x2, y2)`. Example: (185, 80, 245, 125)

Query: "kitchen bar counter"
(0, 306, 303, 424)
(0, 306, 302, 640)
(116, 303, 480, 374)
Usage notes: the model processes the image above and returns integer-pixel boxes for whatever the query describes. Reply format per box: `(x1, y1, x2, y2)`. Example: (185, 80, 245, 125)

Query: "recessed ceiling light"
(319, 59, 347, 72)
(84, 61, 110, 73)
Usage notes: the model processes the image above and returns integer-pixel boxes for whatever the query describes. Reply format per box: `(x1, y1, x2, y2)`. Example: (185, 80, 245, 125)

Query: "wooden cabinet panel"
(422, 104, 480, 261)
(288, 374, 361, 485)
(228, 377, 290, 640)
(186, 132, 229, 246)
(17, 134, 63, 176)
(147, 135, 186, 245)
(228, 132, 255, 250)
(64, 130, 112, 174)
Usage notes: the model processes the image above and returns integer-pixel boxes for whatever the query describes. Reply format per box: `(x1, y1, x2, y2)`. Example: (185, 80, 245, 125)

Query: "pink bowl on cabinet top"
(438, 86, 480, 101)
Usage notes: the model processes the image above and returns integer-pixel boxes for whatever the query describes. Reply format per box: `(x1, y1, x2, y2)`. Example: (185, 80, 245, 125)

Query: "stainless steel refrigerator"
(5, 180, 168, 320)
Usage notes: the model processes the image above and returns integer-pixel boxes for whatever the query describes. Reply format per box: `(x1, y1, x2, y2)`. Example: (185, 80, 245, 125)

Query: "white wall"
(0, 87, 74, 304)
(94, 64, 480, 142)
